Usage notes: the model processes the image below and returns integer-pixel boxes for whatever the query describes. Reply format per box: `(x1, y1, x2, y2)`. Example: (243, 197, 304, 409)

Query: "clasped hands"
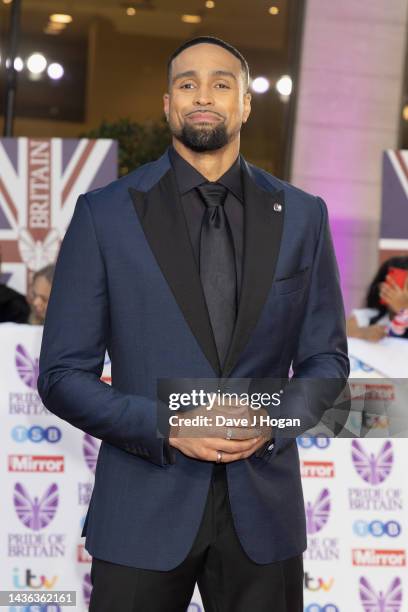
(168, 397, 273, 463)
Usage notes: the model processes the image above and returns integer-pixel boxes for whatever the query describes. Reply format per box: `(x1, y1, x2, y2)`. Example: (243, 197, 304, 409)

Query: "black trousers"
(89, 463, 304, 612)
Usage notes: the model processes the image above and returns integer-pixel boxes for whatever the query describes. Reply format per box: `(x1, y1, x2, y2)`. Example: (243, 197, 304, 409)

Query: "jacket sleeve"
(37, 193, 175, 467)
(268, 195, 350, 457)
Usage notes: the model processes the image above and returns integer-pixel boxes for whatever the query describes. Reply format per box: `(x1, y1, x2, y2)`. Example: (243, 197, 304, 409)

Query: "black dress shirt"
(168, 145, 244, 297)
(165, 146, 273, 462)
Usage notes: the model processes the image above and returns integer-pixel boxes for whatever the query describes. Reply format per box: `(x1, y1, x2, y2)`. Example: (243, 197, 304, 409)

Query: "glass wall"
(0, 0, 305, 178)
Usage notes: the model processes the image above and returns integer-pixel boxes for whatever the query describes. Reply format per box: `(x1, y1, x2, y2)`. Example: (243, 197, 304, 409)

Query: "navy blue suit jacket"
(37, 148, 349, 570)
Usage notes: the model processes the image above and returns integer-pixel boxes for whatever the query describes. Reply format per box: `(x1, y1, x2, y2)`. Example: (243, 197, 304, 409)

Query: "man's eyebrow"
(172, 69, 238, 83)
(172, 70, 197, 83)
(212, 70, 237, 81)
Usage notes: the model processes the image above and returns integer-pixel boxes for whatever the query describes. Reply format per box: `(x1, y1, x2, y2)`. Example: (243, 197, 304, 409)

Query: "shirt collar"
(168, 145, 243, 202)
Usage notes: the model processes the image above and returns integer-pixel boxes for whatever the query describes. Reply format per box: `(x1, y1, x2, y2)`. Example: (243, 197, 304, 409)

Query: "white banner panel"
(1, 323, 407, 611)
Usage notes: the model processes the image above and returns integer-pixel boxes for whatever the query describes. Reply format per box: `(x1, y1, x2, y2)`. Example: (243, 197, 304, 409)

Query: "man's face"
(31, 275, 51, 323)
(164, 43, 251, 152)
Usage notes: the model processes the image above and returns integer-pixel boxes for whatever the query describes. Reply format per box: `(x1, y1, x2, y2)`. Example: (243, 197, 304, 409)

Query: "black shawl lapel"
(221, 160, 285, 378)
(129, 169, 222, 376)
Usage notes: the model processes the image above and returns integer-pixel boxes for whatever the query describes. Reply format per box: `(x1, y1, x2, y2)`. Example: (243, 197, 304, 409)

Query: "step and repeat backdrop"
(1, 139, 407, 610)
(0, 137, 117, 296)
(0, 322, 407, 612)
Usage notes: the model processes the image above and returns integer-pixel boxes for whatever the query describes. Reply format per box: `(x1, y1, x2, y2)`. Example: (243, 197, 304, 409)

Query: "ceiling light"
(27, 53, 47, 75)
(49, 13, 73, 24)
(126, 7, 136, 16)
(251, 77, 270, 93)
(3, 0, 13, 4)
(269, 6, 279, 15)
(46, 21, 66, 31)
(205, 0, 215, 7)
(47, 62, 64, 80)
(14, 57, 23, 71)
(181, 14, 202, 24)
(276, 75, 292, 96)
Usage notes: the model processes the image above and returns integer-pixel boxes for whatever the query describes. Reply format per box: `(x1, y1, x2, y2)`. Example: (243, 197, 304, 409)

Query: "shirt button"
(267, 443, 275, 451)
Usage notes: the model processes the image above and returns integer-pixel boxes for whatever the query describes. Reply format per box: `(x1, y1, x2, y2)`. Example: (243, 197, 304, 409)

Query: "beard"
(171, 120, 229, 152)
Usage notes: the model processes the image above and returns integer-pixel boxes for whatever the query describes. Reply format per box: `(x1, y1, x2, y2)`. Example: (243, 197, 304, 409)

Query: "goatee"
(174, 122, 229, 152)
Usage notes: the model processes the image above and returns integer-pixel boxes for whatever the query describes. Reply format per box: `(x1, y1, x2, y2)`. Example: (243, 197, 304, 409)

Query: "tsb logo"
(11, 425, 62, 444)
(353, 520, 401, 538)
(9, 607, 61, 612)
(304, 605, 339, 612)
(297, 436, 330, 449)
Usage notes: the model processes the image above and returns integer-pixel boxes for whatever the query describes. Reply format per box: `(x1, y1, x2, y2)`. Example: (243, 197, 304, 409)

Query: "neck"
(172, 135, 240, 182)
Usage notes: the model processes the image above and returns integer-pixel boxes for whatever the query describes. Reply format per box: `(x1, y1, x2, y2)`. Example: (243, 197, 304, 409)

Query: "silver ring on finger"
(216, 450, 223, 463)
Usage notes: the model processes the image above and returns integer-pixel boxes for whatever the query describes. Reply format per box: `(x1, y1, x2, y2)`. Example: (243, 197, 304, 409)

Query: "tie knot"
(197, 183, 228, 208)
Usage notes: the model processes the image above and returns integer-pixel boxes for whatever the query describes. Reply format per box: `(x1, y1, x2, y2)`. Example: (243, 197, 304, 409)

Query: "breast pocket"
(273, 266, 310, 295)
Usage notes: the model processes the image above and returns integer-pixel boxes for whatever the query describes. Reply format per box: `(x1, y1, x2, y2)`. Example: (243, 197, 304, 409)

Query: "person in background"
(347, 256, 408, 341)
(28, 264, 55, 325)
(0, 281, 30, 324)
(0, 252, 30, 323)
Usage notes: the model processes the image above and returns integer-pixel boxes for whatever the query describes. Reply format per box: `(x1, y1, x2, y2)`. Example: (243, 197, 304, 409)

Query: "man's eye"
(215, 83, 230, 88)
(180, 83, 195, 89)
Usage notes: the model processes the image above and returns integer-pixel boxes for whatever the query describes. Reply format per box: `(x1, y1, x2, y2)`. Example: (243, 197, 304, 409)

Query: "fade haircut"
(167, 36, 250, 92)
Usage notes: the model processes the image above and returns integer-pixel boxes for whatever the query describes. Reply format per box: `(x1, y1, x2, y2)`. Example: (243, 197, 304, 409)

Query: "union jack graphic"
(0, 137, 117, 293)
(380, 150, 408, 262)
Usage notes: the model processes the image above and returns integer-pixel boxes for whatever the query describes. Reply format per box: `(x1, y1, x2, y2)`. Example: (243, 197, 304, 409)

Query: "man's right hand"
(168, 434, 269, 463)
(167, 398, 273, 462)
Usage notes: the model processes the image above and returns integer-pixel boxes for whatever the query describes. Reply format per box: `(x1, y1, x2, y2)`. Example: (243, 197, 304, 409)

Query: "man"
(28, 264, 55, 325)
(37, 36, 349, 611)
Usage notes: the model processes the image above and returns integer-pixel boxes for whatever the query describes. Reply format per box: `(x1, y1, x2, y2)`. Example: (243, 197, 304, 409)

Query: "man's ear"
(163, 93, 170, 121)
(242, 91, 252, 124)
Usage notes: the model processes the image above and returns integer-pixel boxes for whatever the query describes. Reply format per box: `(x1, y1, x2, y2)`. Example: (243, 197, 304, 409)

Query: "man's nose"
(193, 86, 214, 106)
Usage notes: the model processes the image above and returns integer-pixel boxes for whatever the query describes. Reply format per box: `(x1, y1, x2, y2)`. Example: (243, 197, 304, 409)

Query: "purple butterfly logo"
(305, 488, 331, 534)
(13, 482, 59, 530)
(359, 576, 402, 612)
(352, 440, 393, 485)
(15, 344, 39, 390)
(83, 571, 93, 606)
(83, 434, 100, 473)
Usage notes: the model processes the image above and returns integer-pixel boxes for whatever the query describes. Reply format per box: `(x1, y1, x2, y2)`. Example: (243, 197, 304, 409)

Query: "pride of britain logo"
(359, 576, 402, 611)
(8, 483, 66, 558)
(352, 440, 393, 485)
(349, 441, 403, 512)
(304, 489, 339, 562)
(82, 434, 100, 473)
(13, 483, 58, 530)
(306, 489, 331, 535)
(9, 345, 47, 416)
(15, 344, 39, 390)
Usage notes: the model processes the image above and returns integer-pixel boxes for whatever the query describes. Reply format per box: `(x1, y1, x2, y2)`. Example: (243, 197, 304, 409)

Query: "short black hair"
(167, 36, 250, 91)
